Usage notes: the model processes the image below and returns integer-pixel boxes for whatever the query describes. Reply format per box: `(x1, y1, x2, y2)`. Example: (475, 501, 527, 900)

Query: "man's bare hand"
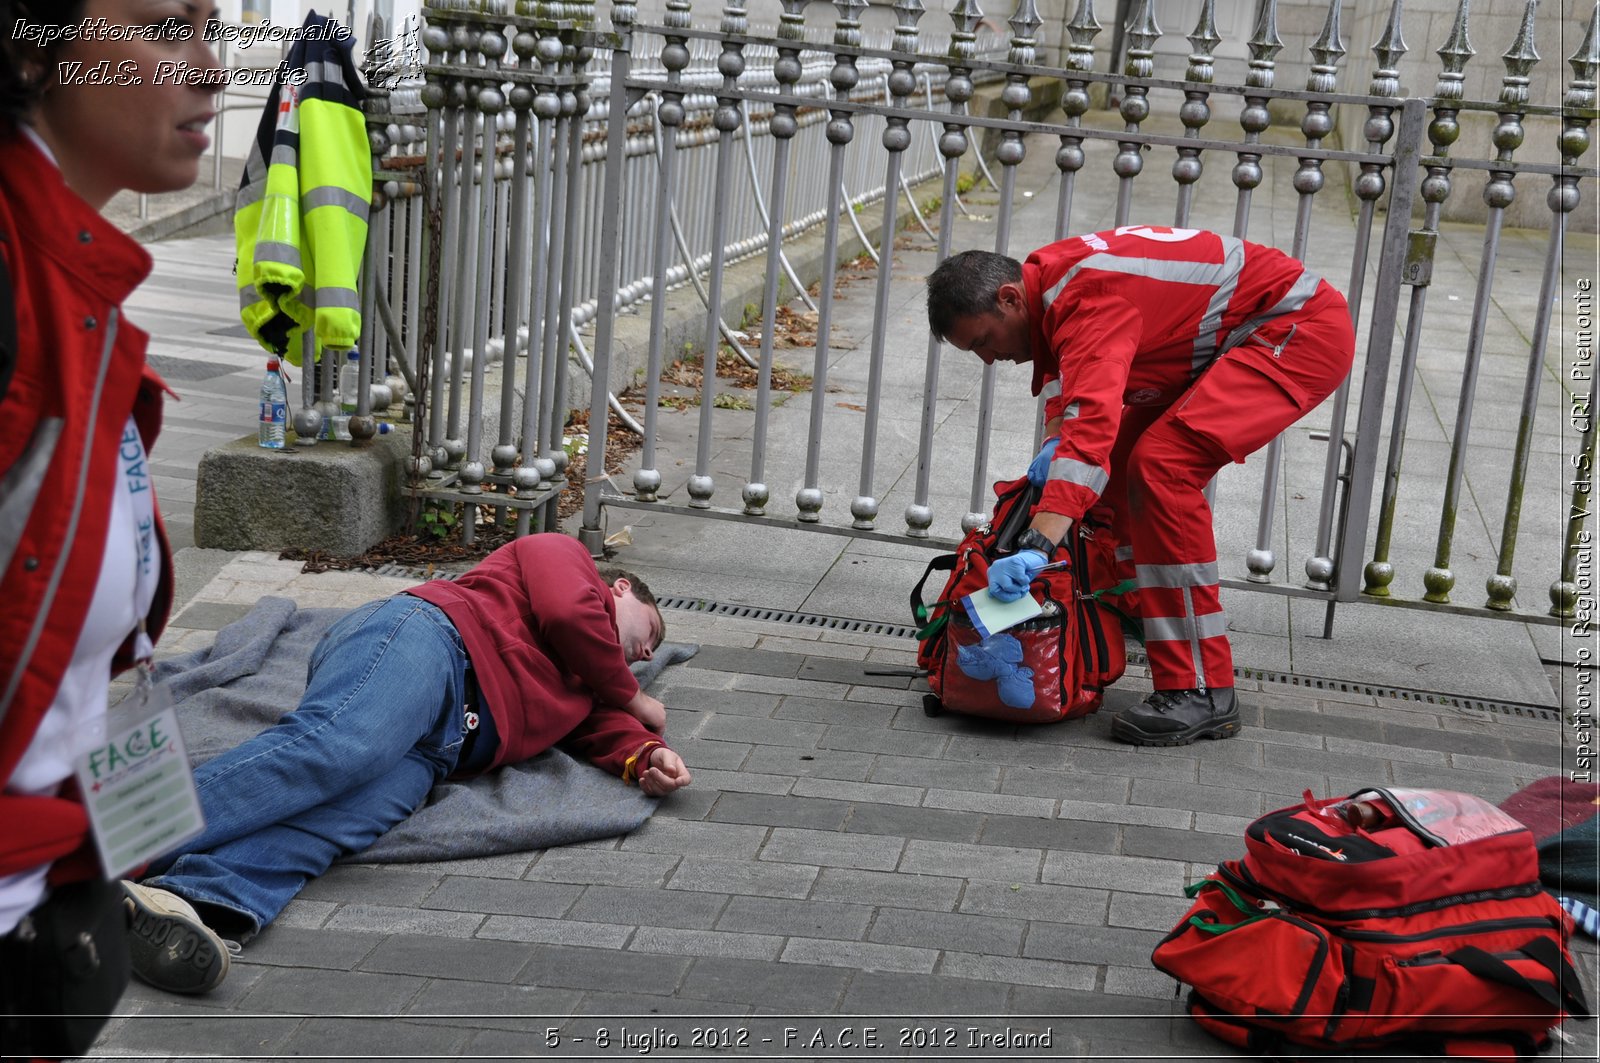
(639, 746, 692, 797)
(623, 690, 667, 733)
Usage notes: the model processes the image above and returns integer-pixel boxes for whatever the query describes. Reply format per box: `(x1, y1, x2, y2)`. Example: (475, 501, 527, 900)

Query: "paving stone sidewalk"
(90, 553, 1598, 1062)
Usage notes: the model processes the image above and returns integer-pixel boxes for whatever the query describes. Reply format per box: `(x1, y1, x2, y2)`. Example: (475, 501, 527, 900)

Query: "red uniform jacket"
(1024, 226, 1323, 519)
(406, 534, 663, 780)
(0, 129, 175, 881)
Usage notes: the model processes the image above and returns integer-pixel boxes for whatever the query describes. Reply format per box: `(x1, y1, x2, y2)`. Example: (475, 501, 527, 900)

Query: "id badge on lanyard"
(71, 420, 205, 879)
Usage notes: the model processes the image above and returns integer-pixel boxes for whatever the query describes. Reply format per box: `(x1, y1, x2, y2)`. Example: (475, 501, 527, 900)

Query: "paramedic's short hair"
(597, 566, 665, 650)
(926, 249, 1024, 342)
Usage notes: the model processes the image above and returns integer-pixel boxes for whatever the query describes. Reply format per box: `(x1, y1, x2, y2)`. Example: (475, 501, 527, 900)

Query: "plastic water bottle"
(339, 350, 362, 416)
(258, 359, 287, 449)
(329, 350, 358, 441)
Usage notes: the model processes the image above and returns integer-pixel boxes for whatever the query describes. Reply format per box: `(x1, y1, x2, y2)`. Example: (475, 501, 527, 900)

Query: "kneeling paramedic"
(927, 226, 1355, 745)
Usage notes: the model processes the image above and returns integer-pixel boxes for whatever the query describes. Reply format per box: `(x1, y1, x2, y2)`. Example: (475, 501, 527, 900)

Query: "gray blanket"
(153, 595, 697, 863)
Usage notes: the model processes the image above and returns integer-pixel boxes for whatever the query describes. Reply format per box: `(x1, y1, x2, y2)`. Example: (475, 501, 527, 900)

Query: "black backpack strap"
(910, 553, 958, 637)
(1448, 940, 1591, 1018)
(0, 236, 14, 405)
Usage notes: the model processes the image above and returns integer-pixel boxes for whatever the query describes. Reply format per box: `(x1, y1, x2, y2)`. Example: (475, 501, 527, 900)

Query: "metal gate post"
(1335, 96, 1427, 603)
(580, 0, 637, 555)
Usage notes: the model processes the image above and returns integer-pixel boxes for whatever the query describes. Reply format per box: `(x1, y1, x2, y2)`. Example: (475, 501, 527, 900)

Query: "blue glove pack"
(988, 549, 1048, 602)
(1026, 439, 1058, 487)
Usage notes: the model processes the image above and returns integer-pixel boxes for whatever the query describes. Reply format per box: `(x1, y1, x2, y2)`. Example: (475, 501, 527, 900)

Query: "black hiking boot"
(1111, 687, 1240, 746)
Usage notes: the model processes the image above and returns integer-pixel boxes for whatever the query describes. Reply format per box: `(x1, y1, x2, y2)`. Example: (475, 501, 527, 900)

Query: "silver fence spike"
(1123, 0, 1161, 78)
(1435, 0, 1474, 101)
(1186, 0, 1222, 83)
(1370, 0, 1408, 97)
(1497, 0, 1540, 108)
(1246, 0, 1283, 88)
(1571, 1, 1600, 88)
(1307, 0, 1346, 92)
(778, 0, 806, 42)
(833, 0, 866, 49)
(1066, 0, 1101, 71)
(893, 0, 925, 52)
(1310, 0, 1346, 69)
(1008, 0, 1043, 55)
(950, 0, 985, 40)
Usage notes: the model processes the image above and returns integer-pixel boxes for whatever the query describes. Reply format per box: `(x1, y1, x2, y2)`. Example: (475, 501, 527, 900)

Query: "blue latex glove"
(989, 549, 1048, 602)
(1027, 439, 1059, 487)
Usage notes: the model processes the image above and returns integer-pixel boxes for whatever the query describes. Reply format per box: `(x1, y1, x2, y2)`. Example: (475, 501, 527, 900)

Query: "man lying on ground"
(122, 533, 691, 994)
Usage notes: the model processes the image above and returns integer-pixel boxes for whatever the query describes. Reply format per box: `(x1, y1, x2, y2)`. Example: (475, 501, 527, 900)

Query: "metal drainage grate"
(663, 596, 1563, 723)
(656, 595, 921, 639)
(1120, 649, 1564, 723)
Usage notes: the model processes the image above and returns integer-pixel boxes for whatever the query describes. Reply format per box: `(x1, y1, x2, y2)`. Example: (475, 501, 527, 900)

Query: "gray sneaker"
(1111, 687, 1241, 746)
(122, 882, 236, 994)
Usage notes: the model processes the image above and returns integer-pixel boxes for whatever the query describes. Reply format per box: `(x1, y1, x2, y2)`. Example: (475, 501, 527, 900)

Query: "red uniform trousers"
(1101, 283, 1355, 691)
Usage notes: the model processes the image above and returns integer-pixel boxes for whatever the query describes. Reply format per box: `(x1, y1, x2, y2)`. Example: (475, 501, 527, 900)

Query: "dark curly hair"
(0, 0, 91, 125)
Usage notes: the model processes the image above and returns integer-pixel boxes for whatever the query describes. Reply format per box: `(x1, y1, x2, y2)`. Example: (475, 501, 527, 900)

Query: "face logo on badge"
(1128, 388, 1163, 405)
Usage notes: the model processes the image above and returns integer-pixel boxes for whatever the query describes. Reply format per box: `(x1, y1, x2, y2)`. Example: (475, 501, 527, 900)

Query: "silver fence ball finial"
(741, 482, 769, 515)
(795, 487, 823, 521)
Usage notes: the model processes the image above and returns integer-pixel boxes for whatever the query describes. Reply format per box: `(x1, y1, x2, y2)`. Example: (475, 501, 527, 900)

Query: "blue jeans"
(146, 597, 468, 936)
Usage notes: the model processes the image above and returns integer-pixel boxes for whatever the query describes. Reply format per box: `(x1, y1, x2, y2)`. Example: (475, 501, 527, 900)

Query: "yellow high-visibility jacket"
(235, 12, 370, 364)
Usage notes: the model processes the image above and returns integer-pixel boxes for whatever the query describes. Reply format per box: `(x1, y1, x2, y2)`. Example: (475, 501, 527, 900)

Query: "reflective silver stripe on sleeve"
(1060, 401, 1080, 421)
(301, 186, 370, 217)
(235, 178, 266, 210)
(269, 142, 299, 169)
(1265, 267, 1323, 317)
(254, 241, 303, 270)
(1136, 561, 1220, 588)
(239, 284, 263, 310)
(1047, 457, 1109, 495)
(307, 59, 350, 87)
(312, 287, 362, 311)
(1190, 236, 1246, 374)
(1040, 379, 1061, 400)
(1220, 268, 1325, 353)
(1143, 610, 1230, 643)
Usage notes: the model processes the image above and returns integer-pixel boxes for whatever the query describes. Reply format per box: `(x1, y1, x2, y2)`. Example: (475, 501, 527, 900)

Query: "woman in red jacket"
(0, 1, 222, 1057)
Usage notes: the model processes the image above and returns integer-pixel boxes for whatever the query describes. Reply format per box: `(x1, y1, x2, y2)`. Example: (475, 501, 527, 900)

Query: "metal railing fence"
(353, 9, 951, 541)
(350, 0, 1595, 630)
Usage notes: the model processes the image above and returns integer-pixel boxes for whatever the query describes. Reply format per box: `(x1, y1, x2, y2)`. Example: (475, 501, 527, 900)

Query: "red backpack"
(1152, 787, 1592, 1060)
(910, 475, 1131, 724)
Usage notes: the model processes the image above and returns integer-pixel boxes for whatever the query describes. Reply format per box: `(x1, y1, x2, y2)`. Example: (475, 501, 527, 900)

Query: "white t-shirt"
(0, 416, 158, 934)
